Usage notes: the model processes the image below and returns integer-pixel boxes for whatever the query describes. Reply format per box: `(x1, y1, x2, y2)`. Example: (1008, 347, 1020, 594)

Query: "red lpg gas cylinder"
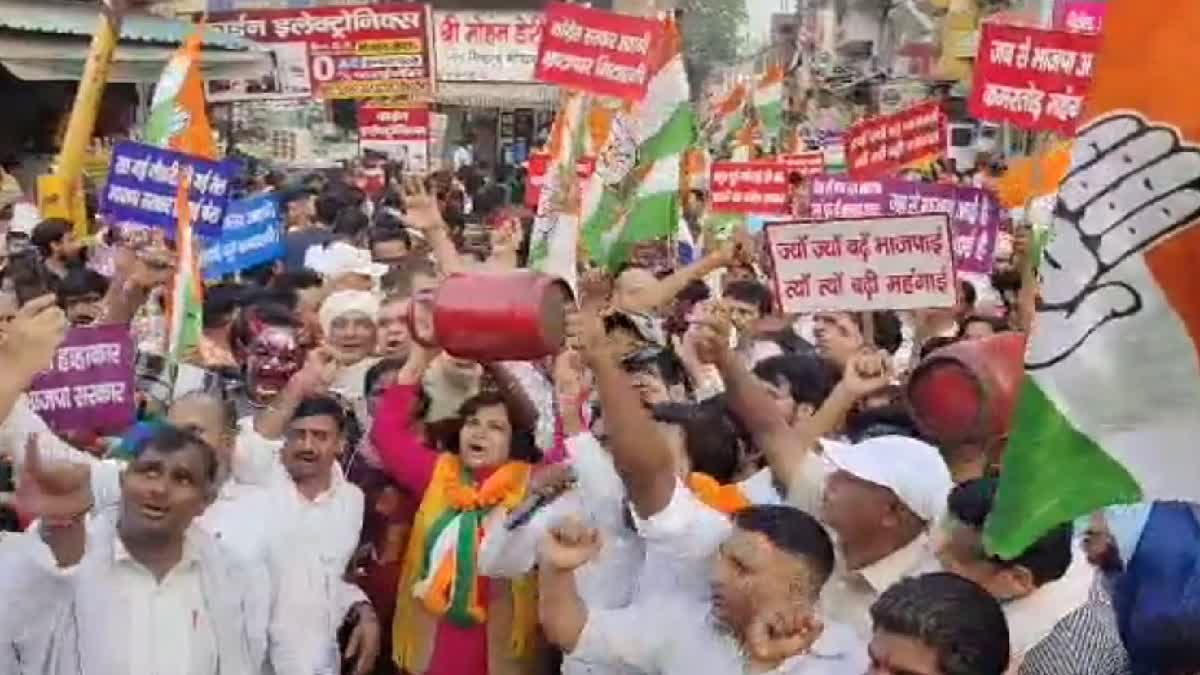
(905, 332, 1027, 448)
(410, 271, 572, 362)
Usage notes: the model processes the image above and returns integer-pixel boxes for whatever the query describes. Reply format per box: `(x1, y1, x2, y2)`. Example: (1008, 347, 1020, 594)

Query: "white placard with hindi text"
(765, 214, 957, 314)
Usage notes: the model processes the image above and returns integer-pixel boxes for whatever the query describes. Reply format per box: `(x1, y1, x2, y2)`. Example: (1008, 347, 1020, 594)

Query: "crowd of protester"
(0, 157, 1197, 675)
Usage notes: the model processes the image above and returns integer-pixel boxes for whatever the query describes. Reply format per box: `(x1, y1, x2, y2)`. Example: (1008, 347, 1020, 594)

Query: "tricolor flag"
(753, 63, 786, 147)
(985, 0, 1200, 558)
(708, 82, 747, 152)
(142, 30, 215, 362)
(581, 16, 696, 270)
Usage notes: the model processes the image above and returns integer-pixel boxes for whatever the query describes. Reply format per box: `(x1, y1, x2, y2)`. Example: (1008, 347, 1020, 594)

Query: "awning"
(0, 0, 271, 83)
(0, 33, 271, 82)
(434, 81, 560, 110)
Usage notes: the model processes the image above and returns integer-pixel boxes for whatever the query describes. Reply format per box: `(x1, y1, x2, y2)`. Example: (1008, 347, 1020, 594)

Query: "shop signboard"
(765, 214, 957, 314)
(208, 4, 433, 101)
(969, 23, 1100, 135)
(434, 11, 543, 82)
(534, 1, 659, 101)
(357, 103, 430, 173)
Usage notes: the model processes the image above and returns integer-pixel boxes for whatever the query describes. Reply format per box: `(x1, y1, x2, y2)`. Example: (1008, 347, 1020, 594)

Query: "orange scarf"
(688, 473, 751, 514)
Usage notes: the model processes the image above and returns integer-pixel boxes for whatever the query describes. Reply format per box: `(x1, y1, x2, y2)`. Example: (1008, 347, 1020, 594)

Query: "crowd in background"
(0, 153, 1196, 675)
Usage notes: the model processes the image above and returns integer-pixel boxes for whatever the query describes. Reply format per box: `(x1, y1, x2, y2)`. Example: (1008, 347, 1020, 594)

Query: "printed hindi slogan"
(844, 101, 946, 179)
(779, 152, 827, 177)
(969, 23, 1100, 135)
(710, 161, 791, 215)
(208, 3, 433, 101)
(200, 194, 285, 281)
(26, 325, 136, 435)
(765, 215, 957, 314)
(807, 176, 1003, 275)
(101, 141, 236, 239)
(534, 1, 659, 101)
(357, 102, 430, 171)
(435, 11, 544, 82)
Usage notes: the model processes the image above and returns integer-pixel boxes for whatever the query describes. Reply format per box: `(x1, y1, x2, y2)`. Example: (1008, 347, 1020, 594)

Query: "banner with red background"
(534, 1, 659, 101)
(969, 23, 1100, 135)
(710, 161, 791, 215)
(208, 4, 433, 101)
(844, 102, 945, 179)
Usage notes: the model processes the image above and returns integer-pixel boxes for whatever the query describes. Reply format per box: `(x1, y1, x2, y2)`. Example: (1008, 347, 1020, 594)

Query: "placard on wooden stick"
(765, 214, 957, 314)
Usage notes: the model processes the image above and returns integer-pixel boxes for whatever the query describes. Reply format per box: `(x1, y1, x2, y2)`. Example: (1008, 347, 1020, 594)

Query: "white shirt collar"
(856, 532, 934, 593)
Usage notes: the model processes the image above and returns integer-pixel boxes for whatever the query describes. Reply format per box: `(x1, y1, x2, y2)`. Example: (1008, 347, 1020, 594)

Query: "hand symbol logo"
(1029, 114, 1200, 370)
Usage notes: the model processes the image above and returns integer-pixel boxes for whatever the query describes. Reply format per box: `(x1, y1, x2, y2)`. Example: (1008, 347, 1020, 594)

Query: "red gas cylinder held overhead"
(904, 332, 1027, 448)
(409, 270, 573, 362)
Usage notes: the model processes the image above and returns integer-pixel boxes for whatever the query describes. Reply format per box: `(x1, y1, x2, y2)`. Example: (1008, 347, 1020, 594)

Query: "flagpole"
(40, 1, 127, 236)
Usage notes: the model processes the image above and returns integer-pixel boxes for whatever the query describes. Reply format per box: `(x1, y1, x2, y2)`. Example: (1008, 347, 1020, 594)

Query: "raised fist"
(538, 516, 602, 571)
(1030, 114, 1200, 369)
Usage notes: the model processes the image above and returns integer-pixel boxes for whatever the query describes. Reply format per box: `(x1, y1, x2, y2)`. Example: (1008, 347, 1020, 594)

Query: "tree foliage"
(678, 0, 749, 94)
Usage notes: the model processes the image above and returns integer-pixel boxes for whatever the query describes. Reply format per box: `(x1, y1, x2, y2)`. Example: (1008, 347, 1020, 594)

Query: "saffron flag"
(143, 30, 214, 362)
(985, 0, 1200, 558)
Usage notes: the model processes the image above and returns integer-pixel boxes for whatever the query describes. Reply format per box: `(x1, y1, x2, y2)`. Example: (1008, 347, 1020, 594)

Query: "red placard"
(208, 4, 433, 101)
(844, 102, 945, 180)
(534, 1, 659, 101)
(779, 152, 826, 177)
(525, 152, 550, 209)
(969, 23, 1100, 135)
(710, 161, 791, 215)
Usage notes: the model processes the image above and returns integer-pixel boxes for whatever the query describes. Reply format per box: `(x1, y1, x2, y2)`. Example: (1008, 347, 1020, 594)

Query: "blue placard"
(199, 195, 284, 280)
(101, 141, 237, 238)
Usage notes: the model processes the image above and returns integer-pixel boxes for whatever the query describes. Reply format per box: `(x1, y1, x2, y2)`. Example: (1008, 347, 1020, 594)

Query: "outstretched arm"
(572, 309, 676, 519)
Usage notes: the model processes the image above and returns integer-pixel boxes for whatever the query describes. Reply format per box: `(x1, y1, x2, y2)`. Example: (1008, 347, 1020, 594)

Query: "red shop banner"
(710, 161, 791, 215)
(208, 4, 433, 102)
(358, 102, 430, 172)
(844, 101, 945, 180)
(779, 151, 827, 177)
(969, 23, 1100, 135)
(534, 1, 659, 101)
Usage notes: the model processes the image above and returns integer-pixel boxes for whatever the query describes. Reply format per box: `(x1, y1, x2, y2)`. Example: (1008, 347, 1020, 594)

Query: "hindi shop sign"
(807, 176, 1004, 275)
(200, 195, 284, 281)
(208, 4, 433, 101)
(357, 103, 430, 172)
(534, 1, 659, 101)
(969, 23, 1100, 135)
(434, 11, 543, 82)
(101, 142, 235, 239)
(710, 161, 791, 216)
(765, 215, 957, 315)
(844, 101, 945, 179)
(26, 325, 136, 435)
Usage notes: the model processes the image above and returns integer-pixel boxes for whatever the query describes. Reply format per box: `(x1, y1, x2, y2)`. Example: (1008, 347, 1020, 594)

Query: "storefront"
(431, 10, 559, 175)
(0, 0, 269, 193)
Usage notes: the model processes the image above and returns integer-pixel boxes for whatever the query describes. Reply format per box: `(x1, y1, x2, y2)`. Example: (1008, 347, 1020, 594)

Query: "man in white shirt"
(13, 425, 262, 675)
(689, 312, 951, 638)
(537, 506, 866, 675)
